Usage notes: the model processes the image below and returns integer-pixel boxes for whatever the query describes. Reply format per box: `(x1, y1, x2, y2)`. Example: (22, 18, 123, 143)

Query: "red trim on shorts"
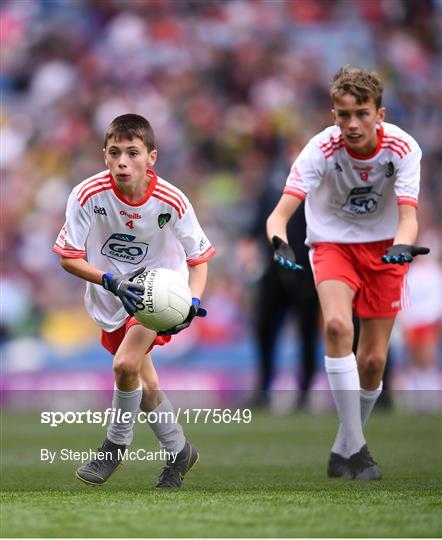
(101, 317, 171, 355)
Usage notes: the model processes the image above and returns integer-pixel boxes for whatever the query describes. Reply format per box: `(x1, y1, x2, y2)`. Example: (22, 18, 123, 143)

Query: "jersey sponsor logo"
(94, 206, 107, 216)
(158, 213, 171, 229)
(385, 161, 395, 178)
(199, 238, 207, 251)
(101, 233, 148, 264)
(120, 210, 142, 219)
(341, 186, 382, 215)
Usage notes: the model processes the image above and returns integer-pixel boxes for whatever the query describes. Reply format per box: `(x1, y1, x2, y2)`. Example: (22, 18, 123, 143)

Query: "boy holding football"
(267, 67, 429, 479)
(53, 114, 215, 488)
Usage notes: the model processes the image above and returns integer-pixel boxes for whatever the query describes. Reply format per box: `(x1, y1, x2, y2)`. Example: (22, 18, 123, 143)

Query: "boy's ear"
(331, 109, 337, 125)
(103, 148, 108, 166)
(377, 106, 386, 124)
(148, 149, 158, 166)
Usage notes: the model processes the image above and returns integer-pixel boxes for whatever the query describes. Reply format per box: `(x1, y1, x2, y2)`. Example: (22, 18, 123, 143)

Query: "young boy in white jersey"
(267, 67, 429, 479)
(53, 114, 216, 488)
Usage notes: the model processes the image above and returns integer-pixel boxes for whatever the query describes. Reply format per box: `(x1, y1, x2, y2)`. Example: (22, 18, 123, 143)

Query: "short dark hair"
(104, 114, 156, 151)
(330, 66, 383, 109)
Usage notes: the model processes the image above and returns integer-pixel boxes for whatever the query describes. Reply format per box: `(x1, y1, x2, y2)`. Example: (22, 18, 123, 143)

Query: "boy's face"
(332, 94, 385, 155)
(104, 136, 157, 187)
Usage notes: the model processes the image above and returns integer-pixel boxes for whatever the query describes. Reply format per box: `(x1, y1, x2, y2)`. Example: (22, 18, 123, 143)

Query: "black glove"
(157, 297, 207, 336)
(272, 236, 303, 271)
(102, 267, 145, 316)
(381, 244, 430, 265)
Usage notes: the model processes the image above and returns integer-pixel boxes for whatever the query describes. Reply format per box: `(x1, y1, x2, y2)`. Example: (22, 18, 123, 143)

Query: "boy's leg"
(139, 353, 198, 488)
(356, 317, 395, 421)
(139, 354, 185, 454)
(317, 280, 368, 476)
(106, 325, 157, 445)
(76, 325, 156, 486)
(318, 280, 365, 452)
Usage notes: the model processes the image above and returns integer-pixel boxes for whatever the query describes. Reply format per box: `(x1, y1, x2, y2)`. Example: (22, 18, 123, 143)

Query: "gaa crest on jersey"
(385, 161, 395, 178)
(101, 233, 148, 264)
(341, 186, 382, 215)
(158, 213, 171, 229)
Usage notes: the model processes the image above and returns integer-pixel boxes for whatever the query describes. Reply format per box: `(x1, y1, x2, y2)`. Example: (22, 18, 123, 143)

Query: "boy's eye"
(109, 151, 118, 157)
(130, 152, 139, 157)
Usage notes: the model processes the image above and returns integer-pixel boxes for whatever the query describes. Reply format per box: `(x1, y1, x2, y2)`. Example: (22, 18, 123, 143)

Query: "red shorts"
(309, 240, 409, 318)
(101, 317, 171, 355)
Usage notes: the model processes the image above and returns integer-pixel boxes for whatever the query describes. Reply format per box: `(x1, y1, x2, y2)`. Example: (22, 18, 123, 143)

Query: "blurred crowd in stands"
(1, 0, 441, 388)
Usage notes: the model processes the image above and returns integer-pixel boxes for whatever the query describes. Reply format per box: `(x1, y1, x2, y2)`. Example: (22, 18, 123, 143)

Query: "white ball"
(133, 268, 192, 332)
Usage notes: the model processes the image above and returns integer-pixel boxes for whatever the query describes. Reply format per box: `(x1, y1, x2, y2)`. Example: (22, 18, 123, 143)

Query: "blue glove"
(102, 267, 145, 316)
(157, 297, 207, 336)
(272, 236, 303, 271)
(381, 244, 430, 265)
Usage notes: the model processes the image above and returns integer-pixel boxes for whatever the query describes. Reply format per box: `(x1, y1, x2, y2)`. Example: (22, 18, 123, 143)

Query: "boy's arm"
(60, 256, 105, 285)
(60, 256, 145, 315)
(382, 205, 429, 264)
(266, 194, 304, 270)
(266, 194, 303, 243)
(188, 261, 208, 300)
(393, 204, 418, 245)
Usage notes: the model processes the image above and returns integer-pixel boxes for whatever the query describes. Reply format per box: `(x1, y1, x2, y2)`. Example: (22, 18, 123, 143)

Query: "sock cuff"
(114, 384, 142, 399)
(325, 353, 356, 374)
(360, 381, 383, 401)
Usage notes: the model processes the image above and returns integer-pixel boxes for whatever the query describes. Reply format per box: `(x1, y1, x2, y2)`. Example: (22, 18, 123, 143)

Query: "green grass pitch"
(1, 408, 441, 537)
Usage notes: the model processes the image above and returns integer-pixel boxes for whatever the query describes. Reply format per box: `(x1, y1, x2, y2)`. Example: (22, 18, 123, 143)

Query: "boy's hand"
(272, 236, 303, 271)
(157, 298, 207, 336)
(381, 244, 430, 265)
(102, 267, 145, 316)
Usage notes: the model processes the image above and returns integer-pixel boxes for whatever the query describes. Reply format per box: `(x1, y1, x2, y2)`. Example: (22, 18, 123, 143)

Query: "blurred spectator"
(240, 161, 319, 408)
(1, 0, 440, 379)
(397, 230, 442, 409)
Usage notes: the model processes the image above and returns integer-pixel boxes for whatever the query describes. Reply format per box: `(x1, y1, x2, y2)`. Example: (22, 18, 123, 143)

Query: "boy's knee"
(113, 354, 142, 380)
(325, 316, 353, 344)
(359, 352, 386, 381)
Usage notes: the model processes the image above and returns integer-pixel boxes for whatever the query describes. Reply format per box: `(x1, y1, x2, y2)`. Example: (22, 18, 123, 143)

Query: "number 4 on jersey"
(126, 220, 134, 230)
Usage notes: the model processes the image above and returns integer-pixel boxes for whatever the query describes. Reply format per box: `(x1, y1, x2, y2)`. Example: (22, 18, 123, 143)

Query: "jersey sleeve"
(52, 190, 92, 258)
(394, 142, 421, 207)
(283, 140, 325, 200)
(171, 198, 216, 267)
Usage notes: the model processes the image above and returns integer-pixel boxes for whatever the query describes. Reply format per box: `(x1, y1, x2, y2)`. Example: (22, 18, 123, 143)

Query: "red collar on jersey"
(344, 124, 384, 161)
(109, 168, 158, 207)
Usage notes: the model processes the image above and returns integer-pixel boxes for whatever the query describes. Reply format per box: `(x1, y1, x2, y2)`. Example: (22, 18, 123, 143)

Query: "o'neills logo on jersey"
(120, 210, 142, 219)
(135, 270, 155, 313)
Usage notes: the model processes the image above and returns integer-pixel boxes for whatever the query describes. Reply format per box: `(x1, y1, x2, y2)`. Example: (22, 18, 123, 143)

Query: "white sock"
(360, 381, 383, 426)
(326, 354, 365, 457)
(333, 381, 383, 457)
(147, 394, 185, 454)
(107, 384, 142, 446)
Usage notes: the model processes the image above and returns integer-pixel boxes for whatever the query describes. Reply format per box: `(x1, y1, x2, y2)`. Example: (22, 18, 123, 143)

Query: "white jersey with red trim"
(284, 122, 421, 244)
(53, 169, 216, 332)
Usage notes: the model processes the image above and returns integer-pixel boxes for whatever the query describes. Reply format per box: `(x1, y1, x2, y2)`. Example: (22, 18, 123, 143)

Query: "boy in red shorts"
(267, 67, 429, 479)
(53, 114, 215, 488)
